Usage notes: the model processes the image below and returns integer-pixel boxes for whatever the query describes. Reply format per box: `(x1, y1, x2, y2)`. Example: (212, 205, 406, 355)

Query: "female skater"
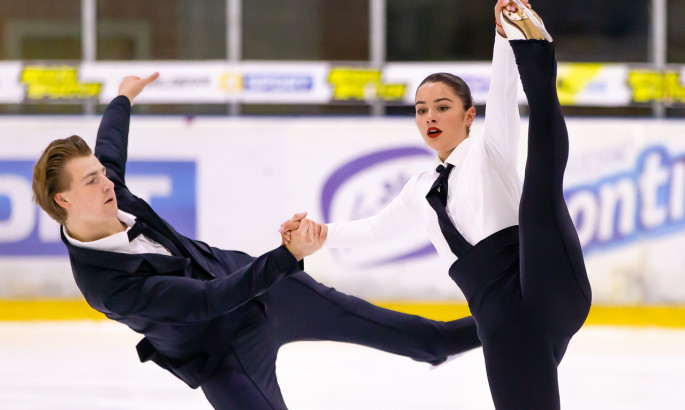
(283, 0, 592, 408)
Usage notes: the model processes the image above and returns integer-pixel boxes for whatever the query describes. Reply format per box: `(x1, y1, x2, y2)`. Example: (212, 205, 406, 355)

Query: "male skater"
(32, 73, 481, 409)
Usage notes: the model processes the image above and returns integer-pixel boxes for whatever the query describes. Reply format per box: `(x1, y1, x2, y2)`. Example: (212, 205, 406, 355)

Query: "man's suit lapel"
(117, 193, 216, 279)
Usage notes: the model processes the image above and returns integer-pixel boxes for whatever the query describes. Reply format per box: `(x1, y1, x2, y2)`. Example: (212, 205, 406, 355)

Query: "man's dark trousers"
(200, 266, 479, 409)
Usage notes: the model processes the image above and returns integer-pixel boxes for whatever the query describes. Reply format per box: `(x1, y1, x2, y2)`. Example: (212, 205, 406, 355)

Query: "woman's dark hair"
(417, 73, 475, 135)
(417, 73, 474, 111)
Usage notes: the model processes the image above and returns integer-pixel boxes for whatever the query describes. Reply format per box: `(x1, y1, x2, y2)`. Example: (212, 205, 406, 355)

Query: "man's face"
(58, 155, 118, 223)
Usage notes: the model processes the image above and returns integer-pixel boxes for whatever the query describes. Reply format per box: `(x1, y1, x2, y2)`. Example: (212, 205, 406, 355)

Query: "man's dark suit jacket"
(62, 96, 303, 388)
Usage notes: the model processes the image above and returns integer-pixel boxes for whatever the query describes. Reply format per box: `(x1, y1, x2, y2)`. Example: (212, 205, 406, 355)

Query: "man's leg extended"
(259, 271, 481, 364)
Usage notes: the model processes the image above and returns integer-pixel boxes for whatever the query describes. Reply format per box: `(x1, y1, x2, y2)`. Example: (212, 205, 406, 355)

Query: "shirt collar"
(63, 210, 138, 251)
(432, 137, 473, 171)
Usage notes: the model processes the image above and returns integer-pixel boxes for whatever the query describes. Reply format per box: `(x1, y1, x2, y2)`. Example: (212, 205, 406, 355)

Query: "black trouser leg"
(201, 346, 284, 410)
(200, 301, 287, 410)
(512, 39, 592, 334)
(483, 324, 562, 410)
(201, 272, 481, 409)
(262, 272, 481, 363)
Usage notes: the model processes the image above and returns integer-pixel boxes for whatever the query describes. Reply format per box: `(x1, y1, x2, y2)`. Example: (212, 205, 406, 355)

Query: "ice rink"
(0, 322, 683, 409)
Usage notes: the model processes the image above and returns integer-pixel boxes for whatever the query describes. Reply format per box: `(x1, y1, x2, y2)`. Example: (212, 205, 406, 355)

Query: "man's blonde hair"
(32, 135, 92, 224)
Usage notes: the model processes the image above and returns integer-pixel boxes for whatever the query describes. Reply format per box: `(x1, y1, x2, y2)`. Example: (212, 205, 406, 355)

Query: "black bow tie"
(128, 220, 181, 256)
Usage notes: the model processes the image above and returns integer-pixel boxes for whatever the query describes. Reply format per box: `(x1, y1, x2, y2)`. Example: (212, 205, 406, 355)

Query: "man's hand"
(118, 72, 159, 106)
(284, 219, 327, 262)
(279, 211, 306, 245)
(495, 0, 532, 38)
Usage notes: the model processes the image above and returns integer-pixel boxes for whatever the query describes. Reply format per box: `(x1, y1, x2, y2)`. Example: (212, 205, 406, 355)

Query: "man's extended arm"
(93, 73, 159, 188)
(101, 246, 301, 325)
(93, 96, 132, 187)
(100, 218, 326, 324)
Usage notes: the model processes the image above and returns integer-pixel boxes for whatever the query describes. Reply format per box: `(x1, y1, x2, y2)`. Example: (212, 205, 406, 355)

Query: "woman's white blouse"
(326, 34, 522, 267)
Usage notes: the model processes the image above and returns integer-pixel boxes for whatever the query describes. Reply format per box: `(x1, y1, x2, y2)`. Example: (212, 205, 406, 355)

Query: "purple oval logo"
(321, 147, 437, 267)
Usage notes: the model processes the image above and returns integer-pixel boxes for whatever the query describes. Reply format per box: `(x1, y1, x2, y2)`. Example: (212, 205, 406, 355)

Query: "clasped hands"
(279, 212, 328, 262)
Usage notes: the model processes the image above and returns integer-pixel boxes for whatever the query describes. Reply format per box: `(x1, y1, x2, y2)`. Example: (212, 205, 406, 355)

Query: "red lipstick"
(427, 127, 443, 139)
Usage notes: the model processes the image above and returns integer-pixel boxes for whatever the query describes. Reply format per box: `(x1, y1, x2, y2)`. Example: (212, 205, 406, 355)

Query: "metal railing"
(72, 0, 669, 116)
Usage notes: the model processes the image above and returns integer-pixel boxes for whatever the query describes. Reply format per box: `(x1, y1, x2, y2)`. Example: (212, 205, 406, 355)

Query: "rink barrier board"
(0, 299, 684, 328)
(4, 118, 685, 304)
(2, 61, 685, 106)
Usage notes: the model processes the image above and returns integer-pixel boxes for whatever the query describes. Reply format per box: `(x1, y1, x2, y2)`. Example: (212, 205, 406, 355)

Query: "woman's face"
(415, 81, 475, 161)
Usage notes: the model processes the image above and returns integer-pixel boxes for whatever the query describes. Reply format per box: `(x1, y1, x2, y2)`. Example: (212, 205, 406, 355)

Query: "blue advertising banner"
(320, 144, 685, 266)
(0, 160, 196, 256)
(565, 145, 685, 255)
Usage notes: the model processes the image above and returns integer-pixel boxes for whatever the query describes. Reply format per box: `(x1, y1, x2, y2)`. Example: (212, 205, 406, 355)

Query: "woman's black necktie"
(128, 220, 182, 256)
(425, 164, 472, 258)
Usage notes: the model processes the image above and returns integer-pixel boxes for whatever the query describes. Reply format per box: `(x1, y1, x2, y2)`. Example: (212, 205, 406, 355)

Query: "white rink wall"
(1, 116, 685, 303)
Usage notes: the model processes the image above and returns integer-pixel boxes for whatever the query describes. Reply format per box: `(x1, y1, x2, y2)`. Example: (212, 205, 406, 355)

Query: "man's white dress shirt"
(326, 34, 522, 267)
(63, 210, 172, 256)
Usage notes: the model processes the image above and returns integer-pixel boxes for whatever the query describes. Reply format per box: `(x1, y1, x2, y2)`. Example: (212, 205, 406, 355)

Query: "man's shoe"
(501, 0, 553, 42)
